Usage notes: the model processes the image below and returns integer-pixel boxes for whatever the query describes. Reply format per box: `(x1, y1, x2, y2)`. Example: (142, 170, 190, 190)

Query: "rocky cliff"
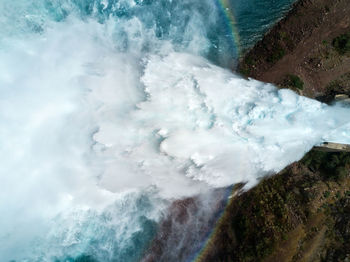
(201, 0, 350, 261)
(239, 0, 350, 102)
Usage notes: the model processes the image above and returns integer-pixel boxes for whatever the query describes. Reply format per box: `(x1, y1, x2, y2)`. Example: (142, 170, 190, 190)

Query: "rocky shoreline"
(239, 0, 350, 102)
(202, 151, 350, 262)
(142, 1, 350, 261)
(200, 0, 350, 261)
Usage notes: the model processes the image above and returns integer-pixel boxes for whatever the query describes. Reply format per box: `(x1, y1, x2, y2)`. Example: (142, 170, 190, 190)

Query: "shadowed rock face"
(143, 1, 350, 261)
(140, 1, 350, 261)
(143, 152, 350, 262)
(141, 189, 231, 262)
(194, 0, 350, 261)
(199, 150, 350, 262)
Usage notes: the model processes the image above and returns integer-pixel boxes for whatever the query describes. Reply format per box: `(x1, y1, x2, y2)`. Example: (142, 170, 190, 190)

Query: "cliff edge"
(239, 0, 350, 102)
(200, 1, 350, 261)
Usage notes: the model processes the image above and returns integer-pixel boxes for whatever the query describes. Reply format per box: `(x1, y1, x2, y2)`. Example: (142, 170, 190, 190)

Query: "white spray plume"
(1, 2, 350, 261)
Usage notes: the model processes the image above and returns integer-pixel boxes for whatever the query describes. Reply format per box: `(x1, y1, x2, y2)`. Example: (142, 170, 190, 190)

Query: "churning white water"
(1, 0, 350, 261)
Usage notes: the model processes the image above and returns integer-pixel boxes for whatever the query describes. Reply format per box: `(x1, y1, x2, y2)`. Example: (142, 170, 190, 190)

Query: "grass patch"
(284, 74, 304, 90)
(302, 151, 350, 181)
(323, 191, 330, 198)
(279, 31, 287, 40)
(332, 33, 350, 55)
(240, 66, 251, 77)
(245, 56, 255, 66)
(266, 44, 286, 63)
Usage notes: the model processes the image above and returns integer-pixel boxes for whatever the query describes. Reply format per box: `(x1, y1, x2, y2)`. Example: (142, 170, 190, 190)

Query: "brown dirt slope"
(200, 151, 350, 262)
(238, 0, 350, 101)
(197, 1, 350, 261)
(142, 2, 350, 261)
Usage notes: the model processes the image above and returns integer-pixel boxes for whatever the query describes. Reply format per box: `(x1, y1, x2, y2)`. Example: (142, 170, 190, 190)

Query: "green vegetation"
(279, 31, 287, 40)
(240, 66, 251, 77)
(266, 44, 285, 63)
(245, 56, 255, 66)
(332, 33, 350, 55)
(323, 197, 350, 261)
(240, 56, 255, 76)
(326, 79, 340, 92)
(284, 74, 304, 90)
(202, 150, 350, 262)
(302, 151, 350, 181)
(323, 191, 330, 198)
(226, 2, 350, 260)
(325, 72, 350, 98)
(279, 31, 293, 47)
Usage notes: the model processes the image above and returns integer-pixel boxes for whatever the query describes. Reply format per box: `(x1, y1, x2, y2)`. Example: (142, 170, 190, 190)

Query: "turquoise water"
(0, 1, 299, 261)
(232, 0, 297, 51)
(0, 0, 295, 65)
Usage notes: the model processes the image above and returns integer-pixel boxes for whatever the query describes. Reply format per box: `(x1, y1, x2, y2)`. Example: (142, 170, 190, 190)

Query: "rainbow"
(188, 3, 242, 259)
(188, 186, 238, 262)
(214, 0, 241, 58)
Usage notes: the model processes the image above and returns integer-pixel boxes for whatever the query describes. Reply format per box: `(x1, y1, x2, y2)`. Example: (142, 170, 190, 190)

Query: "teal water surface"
(232, 0, 297, 51)
(0, 1, 297, 261)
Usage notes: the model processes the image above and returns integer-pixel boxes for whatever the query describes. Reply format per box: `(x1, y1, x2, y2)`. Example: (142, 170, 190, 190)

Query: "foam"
(1, 1, 350, 260)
